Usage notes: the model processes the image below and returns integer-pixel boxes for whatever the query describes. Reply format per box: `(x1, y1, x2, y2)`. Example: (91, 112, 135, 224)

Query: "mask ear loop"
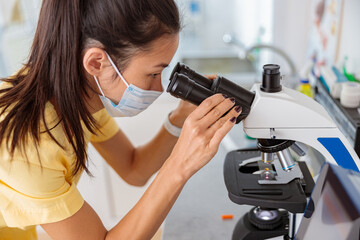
(105, 52, 129, 88)
(94, 76, 106, 97)
(93, 52, 130, 97)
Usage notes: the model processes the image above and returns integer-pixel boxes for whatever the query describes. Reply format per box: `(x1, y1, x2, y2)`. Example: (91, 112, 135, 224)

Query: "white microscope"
(167, 63, 360, 239)
(244, 64, 359, 172)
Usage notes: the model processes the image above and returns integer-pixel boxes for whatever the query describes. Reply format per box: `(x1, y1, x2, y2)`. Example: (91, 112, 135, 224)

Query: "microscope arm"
(243, 84, 360, 172)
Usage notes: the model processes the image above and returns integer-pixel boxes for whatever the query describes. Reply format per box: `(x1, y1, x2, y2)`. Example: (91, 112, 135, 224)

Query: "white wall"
(337, 0, 360, 72)
(272, 0, 313, 72)
(272, 0, 360, 74)
(233, 0, 274, 47)
(0, 0, 40, 77)
(178, 0, 237, 53)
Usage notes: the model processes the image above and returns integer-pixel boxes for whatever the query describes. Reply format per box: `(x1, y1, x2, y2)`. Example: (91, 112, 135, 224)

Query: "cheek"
(122, 71, 148, 89)
(100, 72, 121, 91)
(150, 76, 163, 91)
(101, 77, 126, 103)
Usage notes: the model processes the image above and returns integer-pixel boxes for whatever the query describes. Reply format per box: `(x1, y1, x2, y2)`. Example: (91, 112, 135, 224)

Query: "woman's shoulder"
(0, 96, 70, 171)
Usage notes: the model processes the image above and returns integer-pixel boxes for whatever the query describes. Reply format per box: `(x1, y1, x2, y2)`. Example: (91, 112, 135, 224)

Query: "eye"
(151, 73, 160, 79)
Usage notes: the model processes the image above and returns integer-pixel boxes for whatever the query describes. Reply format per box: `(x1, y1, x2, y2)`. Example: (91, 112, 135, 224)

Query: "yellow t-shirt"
(0, 82, 120, 239)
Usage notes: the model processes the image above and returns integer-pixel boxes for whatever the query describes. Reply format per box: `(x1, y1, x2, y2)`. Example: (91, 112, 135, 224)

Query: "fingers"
(209, 105, 242, 130)
(208, 107, 241, 149)
(189, 94, 227, 121)
(198, 97, 236, 128)
(204, 74, 217, 80)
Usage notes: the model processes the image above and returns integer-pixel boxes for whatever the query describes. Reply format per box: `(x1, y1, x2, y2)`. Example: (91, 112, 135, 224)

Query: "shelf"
(315, 78, 360, 157)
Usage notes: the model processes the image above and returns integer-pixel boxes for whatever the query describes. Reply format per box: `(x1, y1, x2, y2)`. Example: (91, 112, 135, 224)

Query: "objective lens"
(276, 148, 295, 172)
(262, 152, 274, 164)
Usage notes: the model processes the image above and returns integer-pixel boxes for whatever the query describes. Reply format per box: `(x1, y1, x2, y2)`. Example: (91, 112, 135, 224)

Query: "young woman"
(0, 1, 242, 239)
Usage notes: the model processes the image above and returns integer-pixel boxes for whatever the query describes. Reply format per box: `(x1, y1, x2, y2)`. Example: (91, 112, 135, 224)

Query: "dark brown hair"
(0, 0, 180, 176)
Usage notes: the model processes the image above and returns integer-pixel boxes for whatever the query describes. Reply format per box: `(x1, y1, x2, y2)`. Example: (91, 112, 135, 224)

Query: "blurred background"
(1, 0, 360, 239)
(2, 0, 359, 88)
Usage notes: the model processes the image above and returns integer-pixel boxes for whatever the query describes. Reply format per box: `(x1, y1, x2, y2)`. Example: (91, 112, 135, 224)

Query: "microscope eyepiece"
(166, 62, 256, 123)
(261, 64, 282, 93)
(263, 64, 280, 75)
(170, 62, 213, 89)
(167, 72, 214, 106)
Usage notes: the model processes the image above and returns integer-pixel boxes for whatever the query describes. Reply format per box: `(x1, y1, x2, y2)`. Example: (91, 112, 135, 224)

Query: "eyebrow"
(153, 63, 169, 68)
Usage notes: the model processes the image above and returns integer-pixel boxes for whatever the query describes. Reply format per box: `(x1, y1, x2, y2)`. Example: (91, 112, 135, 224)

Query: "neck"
(84, 72, 105, 115)
(85, 90, 105, 115)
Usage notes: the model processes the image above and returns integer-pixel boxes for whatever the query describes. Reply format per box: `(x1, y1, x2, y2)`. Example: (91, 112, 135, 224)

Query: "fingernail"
(222, 94, 228, 98)
(229, 97, 235, 103)
(235, 106, 242, 113)
(230, 117, 236, 123)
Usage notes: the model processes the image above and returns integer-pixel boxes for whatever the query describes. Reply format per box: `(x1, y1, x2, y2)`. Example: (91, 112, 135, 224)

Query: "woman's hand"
(168, 93, 242, 179)
(169, 74, 218, 127)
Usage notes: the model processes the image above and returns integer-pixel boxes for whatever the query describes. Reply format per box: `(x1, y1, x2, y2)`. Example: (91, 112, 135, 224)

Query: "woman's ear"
(83, 48, 108, 76)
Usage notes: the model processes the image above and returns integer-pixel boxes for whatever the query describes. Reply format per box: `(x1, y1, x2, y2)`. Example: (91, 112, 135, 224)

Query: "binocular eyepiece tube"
(167, 62, 256, 123)
(166, 62, 282, 123)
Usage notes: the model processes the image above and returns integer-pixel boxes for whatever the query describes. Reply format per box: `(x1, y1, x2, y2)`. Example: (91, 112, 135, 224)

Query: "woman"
(0, 0, 241, 239)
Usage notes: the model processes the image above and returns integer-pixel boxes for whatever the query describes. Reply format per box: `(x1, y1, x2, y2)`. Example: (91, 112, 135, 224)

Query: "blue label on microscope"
(318, 137, 359, 172)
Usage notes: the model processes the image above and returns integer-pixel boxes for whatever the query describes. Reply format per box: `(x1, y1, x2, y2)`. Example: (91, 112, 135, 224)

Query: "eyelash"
(151, 73, 160, 78)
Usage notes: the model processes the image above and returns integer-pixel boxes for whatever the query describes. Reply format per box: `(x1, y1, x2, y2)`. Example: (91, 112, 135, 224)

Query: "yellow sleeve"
(90, 109, 119, 143)
(0, 155, 84, 228)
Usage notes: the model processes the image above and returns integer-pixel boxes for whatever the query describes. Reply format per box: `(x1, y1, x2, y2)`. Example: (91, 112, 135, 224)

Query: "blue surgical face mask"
(93, 53, 162, 117)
